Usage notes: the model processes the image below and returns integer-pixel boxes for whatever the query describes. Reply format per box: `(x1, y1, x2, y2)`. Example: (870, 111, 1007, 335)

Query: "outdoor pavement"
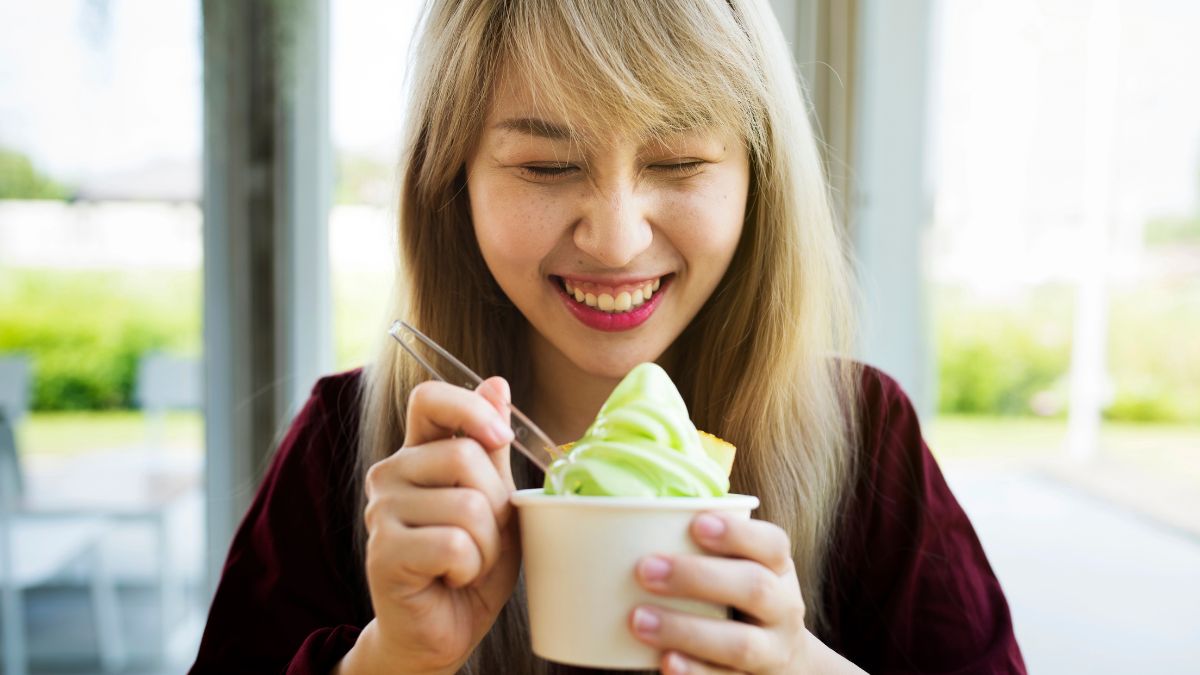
(945, 462, 1200, 674)
(17, 450, 204, 674)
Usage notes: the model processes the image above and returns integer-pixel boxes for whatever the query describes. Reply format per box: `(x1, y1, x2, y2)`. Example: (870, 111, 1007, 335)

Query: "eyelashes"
(519, 164, 576, 178)
(517, 161, 706, 181)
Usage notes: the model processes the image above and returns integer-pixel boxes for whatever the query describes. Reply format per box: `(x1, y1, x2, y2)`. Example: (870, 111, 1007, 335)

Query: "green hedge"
(936, 283, 1200, 423)
(1106, 282, 1200, 422)
(0, 270, 199, 410)
(936, 286, 1072, 416)
(0, 148, 71, 200)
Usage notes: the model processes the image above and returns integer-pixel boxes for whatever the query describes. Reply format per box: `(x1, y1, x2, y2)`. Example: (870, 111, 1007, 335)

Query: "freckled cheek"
(659, 189, 747, 262)
(471, 183, 563, 267)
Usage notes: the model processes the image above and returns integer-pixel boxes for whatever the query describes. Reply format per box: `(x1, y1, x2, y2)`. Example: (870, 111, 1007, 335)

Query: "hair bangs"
(495, 0, 767, 151)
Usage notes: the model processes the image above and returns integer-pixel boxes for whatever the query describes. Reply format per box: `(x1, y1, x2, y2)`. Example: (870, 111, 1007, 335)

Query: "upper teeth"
(563, 278, 662, 313)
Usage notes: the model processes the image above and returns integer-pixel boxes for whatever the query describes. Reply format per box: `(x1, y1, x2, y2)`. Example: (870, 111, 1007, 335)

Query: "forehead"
(483, 68, 727, 149)
(486, 69, 540, 119)
(484, 70, 594, 141)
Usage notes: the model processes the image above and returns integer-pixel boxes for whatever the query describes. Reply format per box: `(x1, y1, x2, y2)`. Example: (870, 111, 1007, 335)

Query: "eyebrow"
(493, 117, 574, 140)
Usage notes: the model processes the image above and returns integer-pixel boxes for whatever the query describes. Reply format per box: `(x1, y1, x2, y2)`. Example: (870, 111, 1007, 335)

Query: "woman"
(192, 0, 1025, 673)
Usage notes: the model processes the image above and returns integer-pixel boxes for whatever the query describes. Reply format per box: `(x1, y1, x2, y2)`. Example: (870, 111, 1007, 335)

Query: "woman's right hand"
(336, 377, 521, 675)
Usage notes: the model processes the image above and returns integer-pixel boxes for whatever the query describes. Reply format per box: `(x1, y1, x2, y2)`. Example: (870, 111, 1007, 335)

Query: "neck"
(526, 333, 620, 444)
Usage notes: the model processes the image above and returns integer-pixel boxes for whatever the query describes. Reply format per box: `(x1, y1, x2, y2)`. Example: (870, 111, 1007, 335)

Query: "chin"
(563, 342, 668, 381)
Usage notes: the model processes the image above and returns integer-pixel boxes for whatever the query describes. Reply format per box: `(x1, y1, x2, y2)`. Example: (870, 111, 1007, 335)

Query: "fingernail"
(639, 555, 671, 582)
(632, 607, 661, 635)
(664, 651, 688, 674)
(695, 513, 726, 539)
(490, 420, 514, 444)
(494, 377, 511, 404)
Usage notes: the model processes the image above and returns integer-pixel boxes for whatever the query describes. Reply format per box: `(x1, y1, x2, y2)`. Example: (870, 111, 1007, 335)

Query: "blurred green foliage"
(331, 268, 392, 370)
(936, 285, 1073, 416)
(1144, 215, 1200, 245)
(1, 267, 380, 410)
(0, 148, 71, 200)
(936, 282, 1200, 423)
(0, 270, 199, 410)
(1106, 282, 1200, 422)
(334, 152, 393, 206)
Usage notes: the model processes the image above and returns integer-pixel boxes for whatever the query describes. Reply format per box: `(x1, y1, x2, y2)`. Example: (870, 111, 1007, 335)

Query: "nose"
(572, 181, 653, 268)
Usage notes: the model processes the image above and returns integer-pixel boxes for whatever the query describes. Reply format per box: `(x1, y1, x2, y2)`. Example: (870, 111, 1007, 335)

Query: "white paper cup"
(510, 488, 760, 669)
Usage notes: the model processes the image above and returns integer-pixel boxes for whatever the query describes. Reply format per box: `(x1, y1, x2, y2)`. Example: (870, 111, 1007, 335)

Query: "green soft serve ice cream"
(543, 363, 733, 497)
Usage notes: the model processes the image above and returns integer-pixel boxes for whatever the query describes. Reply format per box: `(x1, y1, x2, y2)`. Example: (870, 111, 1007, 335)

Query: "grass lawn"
(18, 410, 203, 457)
(930, 413, 1200, 490)
(929, 414, 1069, 461)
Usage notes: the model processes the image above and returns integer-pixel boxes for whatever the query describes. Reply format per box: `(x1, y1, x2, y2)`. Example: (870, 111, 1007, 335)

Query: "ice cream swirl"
(543, 363, 729, 497)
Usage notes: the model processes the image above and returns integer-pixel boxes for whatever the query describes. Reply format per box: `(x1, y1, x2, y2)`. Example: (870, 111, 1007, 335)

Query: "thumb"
(474, 376, 514, 486)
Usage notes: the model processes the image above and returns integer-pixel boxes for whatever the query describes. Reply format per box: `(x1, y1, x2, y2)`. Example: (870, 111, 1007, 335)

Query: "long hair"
(357, 0, 860, 671)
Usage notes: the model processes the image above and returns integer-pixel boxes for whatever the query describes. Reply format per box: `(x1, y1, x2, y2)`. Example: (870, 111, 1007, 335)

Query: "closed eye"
(516, 160, 706, 181)
(518, 164, 577, 178)
(651, 160, 706, 175)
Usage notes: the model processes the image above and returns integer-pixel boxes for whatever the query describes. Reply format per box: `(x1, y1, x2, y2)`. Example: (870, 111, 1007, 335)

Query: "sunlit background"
(0, 0, 1197, 673)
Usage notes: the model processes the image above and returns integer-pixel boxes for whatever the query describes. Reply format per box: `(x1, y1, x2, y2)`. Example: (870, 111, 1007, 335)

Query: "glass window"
(0, 1, 204, 669)
(927, 1, 1200, 670)
(330, 1, 423, 371)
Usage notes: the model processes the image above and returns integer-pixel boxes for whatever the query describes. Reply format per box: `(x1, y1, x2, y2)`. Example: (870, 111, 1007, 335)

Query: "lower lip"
(555, 277, 671, 332)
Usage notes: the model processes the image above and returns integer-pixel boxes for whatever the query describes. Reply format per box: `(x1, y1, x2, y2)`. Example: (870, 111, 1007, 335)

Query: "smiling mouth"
(552, 275, 667, 313)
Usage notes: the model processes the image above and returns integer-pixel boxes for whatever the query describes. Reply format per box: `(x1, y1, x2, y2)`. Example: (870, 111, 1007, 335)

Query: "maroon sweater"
(191, 368, 1025, 674)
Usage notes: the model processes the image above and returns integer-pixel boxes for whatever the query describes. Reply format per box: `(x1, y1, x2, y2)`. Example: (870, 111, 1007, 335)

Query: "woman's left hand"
(628, 512, 812, 674)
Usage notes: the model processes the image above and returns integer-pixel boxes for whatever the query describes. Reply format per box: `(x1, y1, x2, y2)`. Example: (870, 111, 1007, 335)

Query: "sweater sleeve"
(824, 368, 1026, 675)
(190, 372, 371, 674)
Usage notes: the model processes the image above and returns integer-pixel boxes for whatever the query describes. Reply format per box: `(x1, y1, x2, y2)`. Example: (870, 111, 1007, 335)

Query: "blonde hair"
(357, 0, 860, 670)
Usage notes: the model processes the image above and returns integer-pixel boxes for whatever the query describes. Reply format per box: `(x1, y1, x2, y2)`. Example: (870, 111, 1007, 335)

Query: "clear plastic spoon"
(388, 320, 560, 474)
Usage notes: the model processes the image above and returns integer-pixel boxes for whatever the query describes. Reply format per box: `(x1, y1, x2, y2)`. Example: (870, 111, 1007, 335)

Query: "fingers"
(635, 553, 790, 625)
(630, 605, 779, 673)
(691, 513, 794, 576)
(391, 487, 503, 576)
(370, 523, 483, 590)
(634, 516, 801, 624)
(625, 517, 804, 672)
(368, 437, 511, 518)
(474, 376, 511, 419)
(364, 432, 515, 593)
(473, 377, 514, 486)
(630, 515, 805, 671)
(660, 651, 738, 675)
(404, 380, 514, 450)
(364, 377, 518, 597)
(402, 436, 509, 504)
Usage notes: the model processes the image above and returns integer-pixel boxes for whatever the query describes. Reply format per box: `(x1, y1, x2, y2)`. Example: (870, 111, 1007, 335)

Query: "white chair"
(136, 353, 202, 452)
(0, 357, 29, 499)
(134, 353, 202, 663)
(0, 355, 127, 675)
